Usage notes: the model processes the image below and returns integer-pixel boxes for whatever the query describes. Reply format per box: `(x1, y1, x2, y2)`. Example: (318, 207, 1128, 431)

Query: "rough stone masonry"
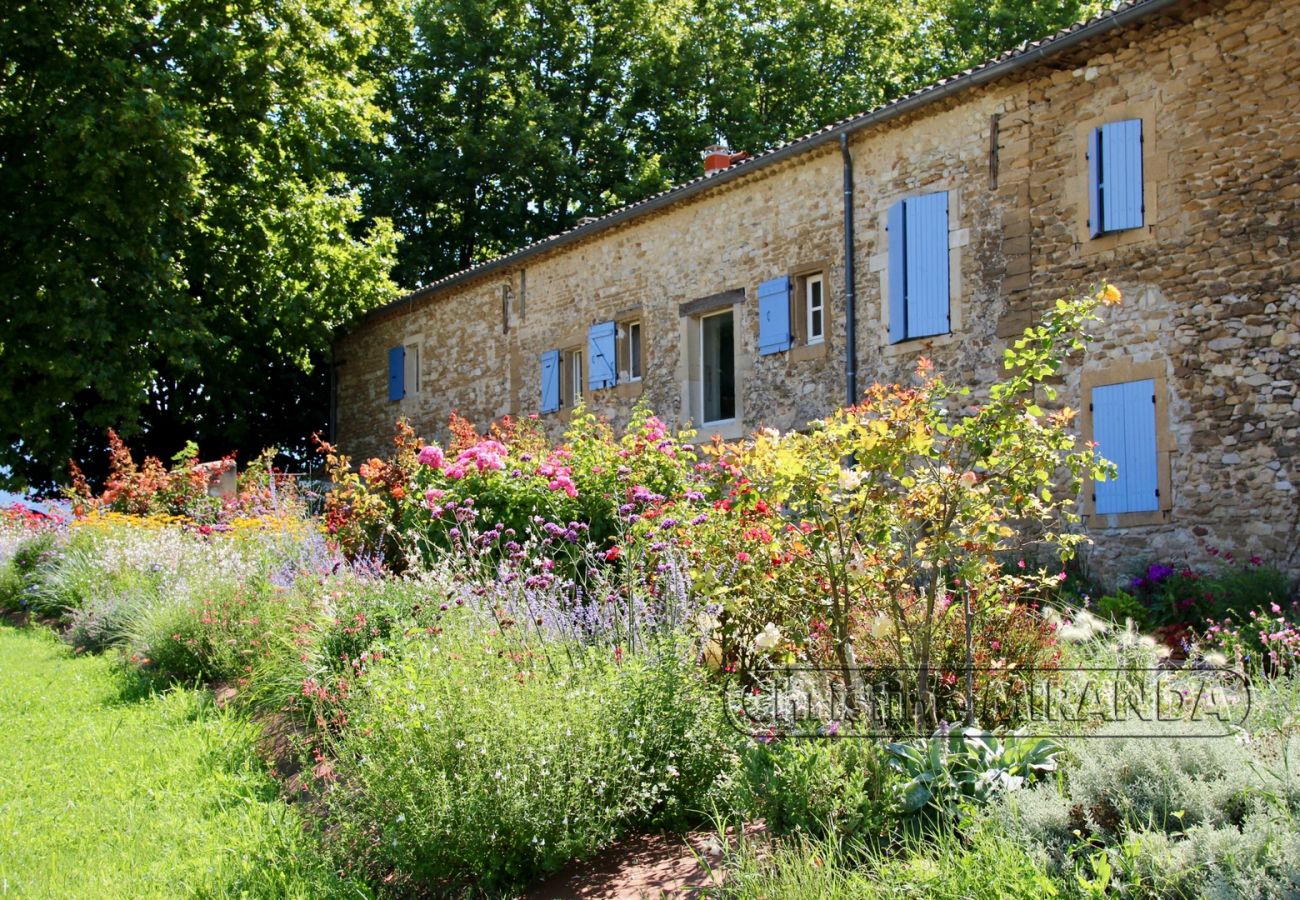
(336, 0, 1300, 583)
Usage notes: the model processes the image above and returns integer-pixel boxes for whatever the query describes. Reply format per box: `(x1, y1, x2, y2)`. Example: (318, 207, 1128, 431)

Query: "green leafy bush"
(743, 739, 902, 839)
(0, 531, 59, 614)
(327, 622, 739, 891)
(1092, 589, 1149, 628)
(995, 720, 1300, 895)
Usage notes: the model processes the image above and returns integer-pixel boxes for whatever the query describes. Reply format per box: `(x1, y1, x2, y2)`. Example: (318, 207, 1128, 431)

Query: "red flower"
(604, 546, 622, 562)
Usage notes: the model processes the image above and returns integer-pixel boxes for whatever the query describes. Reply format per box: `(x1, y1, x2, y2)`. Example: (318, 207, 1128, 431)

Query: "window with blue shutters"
(757, 276, 792, 355)
(587, 321, 617, 391)
(887, 191, 950, 344)
(387, 346, 405, 402)
(539, 349, 561, 413)
(1091, 378, 1160, 514)
(1088, 119, 1144, 237)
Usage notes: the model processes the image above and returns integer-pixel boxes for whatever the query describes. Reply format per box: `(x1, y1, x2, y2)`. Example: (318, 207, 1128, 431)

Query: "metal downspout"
(840, 133, 857, 406)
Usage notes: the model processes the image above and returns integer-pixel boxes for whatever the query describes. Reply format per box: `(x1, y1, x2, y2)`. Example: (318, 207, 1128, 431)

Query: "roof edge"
(358, 0, 1186, 326)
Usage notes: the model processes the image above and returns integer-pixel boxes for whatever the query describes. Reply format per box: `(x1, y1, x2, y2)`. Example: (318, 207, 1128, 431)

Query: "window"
(619, 320, 643, 381)
(699, 309, 735, 424)
(386, 344, 419, 402)
(1090, 378, 1159, 514)
(803, 273, 824, 344)
(403, 344, 420, 396)
(887, 191, 950, 343)
(1088, 119, 1144, 237)
(564, 347, 584, 407)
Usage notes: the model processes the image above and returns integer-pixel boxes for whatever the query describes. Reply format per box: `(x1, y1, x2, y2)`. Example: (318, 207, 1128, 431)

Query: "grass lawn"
(0, 625, 365, 898)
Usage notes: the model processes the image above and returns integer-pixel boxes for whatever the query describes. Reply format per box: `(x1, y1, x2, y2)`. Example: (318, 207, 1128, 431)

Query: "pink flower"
(736, 551, 751, 563)
(445, 464, 467, 481)
(424, 488, 444, 508)
(417, 445, 445, 469)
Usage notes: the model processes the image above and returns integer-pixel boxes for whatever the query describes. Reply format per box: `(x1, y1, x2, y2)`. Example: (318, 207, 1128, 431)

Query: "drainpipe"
(840, 133, 857, 406)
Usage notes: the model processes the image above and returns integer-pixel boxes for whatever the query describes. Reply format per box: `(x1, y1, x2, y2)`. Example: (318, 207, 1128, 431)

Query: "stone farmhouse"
(335, 0, 1300, 580)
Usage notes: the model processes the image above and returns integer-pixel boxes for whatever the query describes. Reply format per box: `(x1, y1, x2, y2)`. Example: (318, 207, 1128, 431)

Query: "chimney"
(703, 144, 749, 175)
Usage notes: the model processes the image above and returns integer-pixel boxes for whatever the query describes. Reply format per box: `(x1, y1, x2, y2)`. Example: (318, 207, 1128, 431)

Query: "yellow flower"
(1099, 283, 1122, 306)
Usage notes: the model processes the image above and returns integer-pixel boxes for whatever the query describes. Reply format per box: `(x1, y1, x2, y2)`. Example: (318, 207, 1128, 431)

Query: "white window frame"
(804, 273, 824, 344)
(403, 343, 420, 395)
(566, 347, 584, 406)
(698, 308, 736, 427)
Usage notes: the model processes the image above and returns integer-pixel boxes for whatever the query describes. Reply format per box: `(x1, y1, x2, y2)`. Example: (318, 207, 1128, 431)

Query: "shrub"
(319, 404, 700, 573)
(327, 620, 739, 892)
(1205, 602, 1300, 676)
(0, 531, 60, 614)
(742, 739, 902, 839)
(124, 578, 311, 686)
(679, 285, 1119, 734)
(1128, 553, 1293, 631)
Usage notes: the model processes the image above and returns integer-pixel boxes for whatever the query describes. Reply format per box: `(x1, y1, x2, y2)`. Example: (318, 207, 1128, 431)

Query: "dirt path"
(525, 825, 762, 899)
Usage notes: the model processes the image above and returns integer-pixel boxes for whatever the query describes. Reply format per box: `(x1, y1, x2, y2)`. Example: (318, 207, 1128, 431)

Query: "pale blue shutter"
(587, 321, 617, 390)
(905, 191, 950, 339)
(1101, 119, 1143, 232)
(539, 350, 561, 413)
(1087, 127, 1103, 238)
(757, 276, 792, 354)
(1092, 379, 1158, 514)
(887, 200, 906, 343)
(1120, 379, 1159, 512)
(387, 346, 405, 402)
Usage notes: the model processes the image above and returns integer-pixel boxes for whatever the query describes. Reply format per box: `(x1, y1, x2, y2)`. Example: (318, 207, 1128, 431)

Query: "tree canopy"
(0, 0, 1105, 490)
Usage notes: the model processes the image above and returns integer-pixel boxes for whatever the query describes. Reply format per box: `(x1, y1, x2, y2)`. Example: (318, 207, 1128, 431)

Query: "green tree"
(362, 0, 1108, 288)
(0, 0, 397, 490)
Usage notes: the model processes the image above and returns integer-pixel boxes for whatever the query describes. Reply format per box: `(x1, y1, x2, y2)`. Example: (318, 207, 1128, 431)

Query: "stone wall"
(336, 0, 1300, 582)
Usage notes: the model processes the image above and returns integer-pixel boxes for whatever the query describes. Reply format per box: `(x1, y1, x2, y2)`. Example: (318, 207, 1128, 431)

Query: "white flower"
(838, 467, 862, 491)
(868, 613, 893, 640)
(752, 622, 783, 652)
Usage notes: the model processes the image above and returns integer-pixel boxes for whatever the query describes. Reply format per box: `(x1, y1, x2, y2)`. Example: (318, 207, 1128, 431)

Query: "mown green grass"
(0, 625, 367, 898)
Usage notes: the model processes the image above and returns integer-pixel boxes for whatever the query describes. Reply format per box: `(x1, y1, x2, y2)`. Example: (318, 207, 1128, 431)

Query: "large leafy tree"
(0, 0, 397, 489)
(361, 0, 1107, 289)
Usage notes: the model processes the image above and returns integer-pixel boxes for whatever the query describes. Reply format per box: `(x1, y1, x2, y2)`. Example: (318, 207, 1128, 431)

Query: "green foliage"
(363, 0, 1107, 287)
(1092, 589, 1149, 629)
(886, 728, 1061, 819)
(0, 531, 59, 613)
(327, 624, 740, 891)
(743, 739, 902, 839)
(720, 820, 1066, 899)
(701, 285, 1116, 731)
(997, 720, 1300, 898)
(0, 0, 398, 490)
(321, 403, 698, 571)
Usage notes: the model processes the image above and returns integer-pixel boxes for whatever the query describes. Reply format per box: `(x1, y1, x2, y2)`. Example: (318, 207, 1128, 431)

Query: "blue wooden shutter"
(587, 321, 617, 390)
(887, 200, 906, 343)
(539, 350, 561, 413)
(1087, 127, 1103, 238)
(387, 346, 405, 402)
(1101, 119, 1143, 232)
(904, 191, 950, 339)
(757, 276, 792, 354)
(1092, 379, 1158, 514)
